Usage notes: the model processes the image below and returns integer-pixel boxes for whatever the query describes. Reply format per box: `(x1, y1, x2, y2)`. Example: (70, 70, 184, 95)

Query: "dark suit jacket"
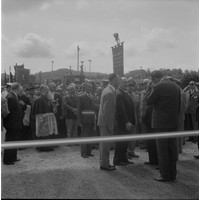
(3, 91, 22, 130)
(53, 92, 63, 118)
(18, 94, 31, 120)
(147, 79, 181, 129)
(32, 95, 53, 115)
(115, 89, 135, 132)
(77, 93, 95, 125)
(64, 93, 78, 119)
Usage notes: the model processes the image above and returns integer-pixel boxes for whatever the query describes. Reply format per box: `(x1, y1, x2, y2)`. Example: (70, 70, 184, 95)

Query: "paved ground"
(1, 141, 199, 199)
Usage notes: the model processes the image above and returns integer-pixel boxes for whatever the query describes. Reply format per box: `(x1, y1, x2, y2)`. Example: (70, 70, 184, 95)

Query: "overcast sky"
(1, 0, 199, 74)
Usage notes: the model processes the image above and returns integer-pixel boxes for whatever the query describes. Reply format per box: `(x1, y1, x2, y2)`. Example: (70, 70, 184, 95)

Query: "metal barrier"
(1, 130, 198, 149)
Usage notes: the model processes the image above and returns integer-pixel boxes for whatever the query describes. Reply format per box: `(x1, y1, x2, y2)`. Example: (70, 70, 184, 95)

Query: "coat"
(147, 79, 181, 129)
(64, 93, 78, 119)
(97, 85, 116, 131)
(3, 91, 22, 130)
(115, 89, 135, 132)
(77, 93, 95, 125)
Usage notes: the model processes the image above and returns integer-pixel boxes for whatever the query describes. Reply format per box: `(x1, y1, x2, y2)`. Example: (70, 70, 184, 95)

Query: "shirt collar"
(11, 91, 18, 98)
(108, 84, 115, 91)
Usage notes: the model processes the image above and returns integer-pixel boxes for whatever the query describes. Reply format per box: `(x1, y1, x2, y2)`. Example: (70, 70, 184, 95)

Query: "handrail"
(1, 130, 198, 149)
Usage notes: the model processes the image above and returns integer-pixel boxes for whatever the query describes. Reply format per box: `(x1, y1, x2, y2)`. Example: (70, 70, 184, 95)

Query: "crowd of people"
(1, 70, 199, 182)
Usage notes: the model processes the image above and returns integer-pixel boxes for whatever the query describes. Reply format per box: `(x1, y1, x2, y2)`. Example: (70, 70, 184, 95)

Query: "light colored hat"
(143, 79, 151, 84)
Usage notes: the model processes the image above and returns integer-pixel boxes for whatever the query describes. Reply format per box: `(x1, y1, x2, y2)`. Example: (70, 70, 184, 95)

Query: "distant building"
(14, 63, 30, 85)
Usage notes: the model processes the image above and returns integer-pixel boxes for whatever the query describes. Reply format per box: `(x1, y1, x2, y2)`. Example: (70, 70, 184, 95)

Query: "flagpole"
(9, 66, 11, 82)
(77, 45, 80, 71)
(52, 60, 54, 81)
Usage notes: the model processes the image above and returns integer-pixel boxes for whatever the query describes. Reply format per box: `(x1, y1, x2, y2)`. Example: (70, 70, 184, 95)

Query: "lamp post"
(52, 60, 54, 81)
(88, 59, 92, 73)
(77, 45, 80, 71)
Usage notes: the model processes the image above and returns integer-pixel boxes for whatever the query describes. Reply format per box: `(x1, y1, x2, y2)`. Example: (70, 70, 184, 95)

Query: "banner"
(111, 42, 124, 77)
(35, 113, 58, 137)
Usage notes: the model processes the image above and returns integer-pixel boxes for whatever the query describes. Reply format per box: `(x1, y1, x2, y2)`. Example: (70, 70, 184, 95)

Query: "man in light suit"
(98, 73, 119, 171)
(147, 71, 181, 182)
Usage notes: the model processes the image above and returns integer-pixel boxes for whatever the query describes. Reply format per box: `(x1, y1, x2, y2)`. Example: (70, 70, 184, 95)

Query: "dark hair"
(151, 70, 163, 79)
(11, 82, 20, 90)
(108, 73, 118, 82)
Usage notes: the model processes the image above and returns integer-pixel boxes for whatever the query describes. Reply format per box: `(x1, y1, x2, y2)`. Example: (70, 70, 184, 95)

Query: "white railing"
(1, 130, 198, 149)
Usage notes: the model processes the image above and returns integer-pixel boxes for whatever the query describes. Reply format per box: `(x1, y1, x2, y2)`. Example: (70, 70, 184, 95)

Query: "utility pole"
(88, 59, 92, 73)
(9, 66, 11, 82)
(77, 45, 80, 71)
(52, 60, 54, 81)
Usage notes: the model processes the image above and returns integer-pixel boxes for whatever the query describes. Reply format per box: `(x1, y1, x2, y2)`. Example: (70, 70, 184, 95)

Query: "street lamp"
(52, 60, 54, 80)
(77, 45, 80, 71)
(88, 59, 92, 73)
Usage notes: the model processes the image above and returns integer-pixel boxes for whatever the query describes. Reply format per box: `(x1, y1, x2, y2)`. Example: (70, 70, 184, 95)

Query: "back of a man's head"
(11, 82, 20, 91)
(108, 73, 118, 83)
(151, 70, 163, 84)
(151, 70, 163, 79)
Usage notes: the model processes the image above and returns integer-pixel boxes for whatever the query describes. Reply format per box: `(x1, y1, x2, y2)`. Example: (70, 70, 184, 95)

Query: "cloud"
(65, 41, 111, 59)
(2, 0, 62, 14)
(65, 41, 90, 58)
(125, 27, 177, 57)
(142, 27, 176, 52)
(11, 33, 54, 58)
(76, 0, 90, 10)
(93, 43, 111, 57)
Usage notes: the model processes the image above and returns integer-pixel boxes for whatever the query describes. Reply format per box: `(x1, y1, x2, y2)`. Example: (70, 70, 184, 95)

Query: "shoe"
(100, 166, 116, 171)
(14, 159, 20, 162)
(194, 155, 199, 159)
(81, 154, 89, 158)
(88, 154, 94, 157)
(18, 148, 26, 150)
(154, 177, 171, 182)
(132, 154, 139, 158)
(127, 155, 132, 159)
(144, 162, 151, 165)
(114, 162, 129, 166)
(128, 152, 139, 158)
(3, 162, 15, 165)
(124, 160, 134, 165)
(155, 166, 159, 170)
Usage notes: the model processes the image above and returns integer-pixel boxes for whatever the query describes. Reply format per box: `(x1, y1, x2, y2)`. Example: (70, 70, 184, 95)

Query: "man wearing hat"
(1, 83, 12, 98)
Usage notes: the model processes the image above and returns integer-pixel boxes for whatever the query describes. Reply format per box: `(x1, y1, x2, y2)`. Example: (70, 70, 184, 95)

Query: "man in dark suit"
(77, 82, 96, 158)
(3, 82, 22, 165)
(48, 82, 63, 137)
(113, 77, 135, 166)
(18, 86, 32, 141)
(147, 70, 181, 182)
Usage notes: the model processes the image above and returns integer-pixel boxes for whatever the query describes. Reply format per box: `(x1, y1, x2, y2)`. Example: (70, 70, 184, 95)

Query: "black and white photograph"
(1, 0, 199, 199)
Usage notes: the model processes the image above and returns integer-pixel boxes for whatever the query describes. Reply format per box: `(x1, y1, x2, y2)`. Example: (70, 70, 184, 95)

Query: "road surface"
(1, 141, 199, 199)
